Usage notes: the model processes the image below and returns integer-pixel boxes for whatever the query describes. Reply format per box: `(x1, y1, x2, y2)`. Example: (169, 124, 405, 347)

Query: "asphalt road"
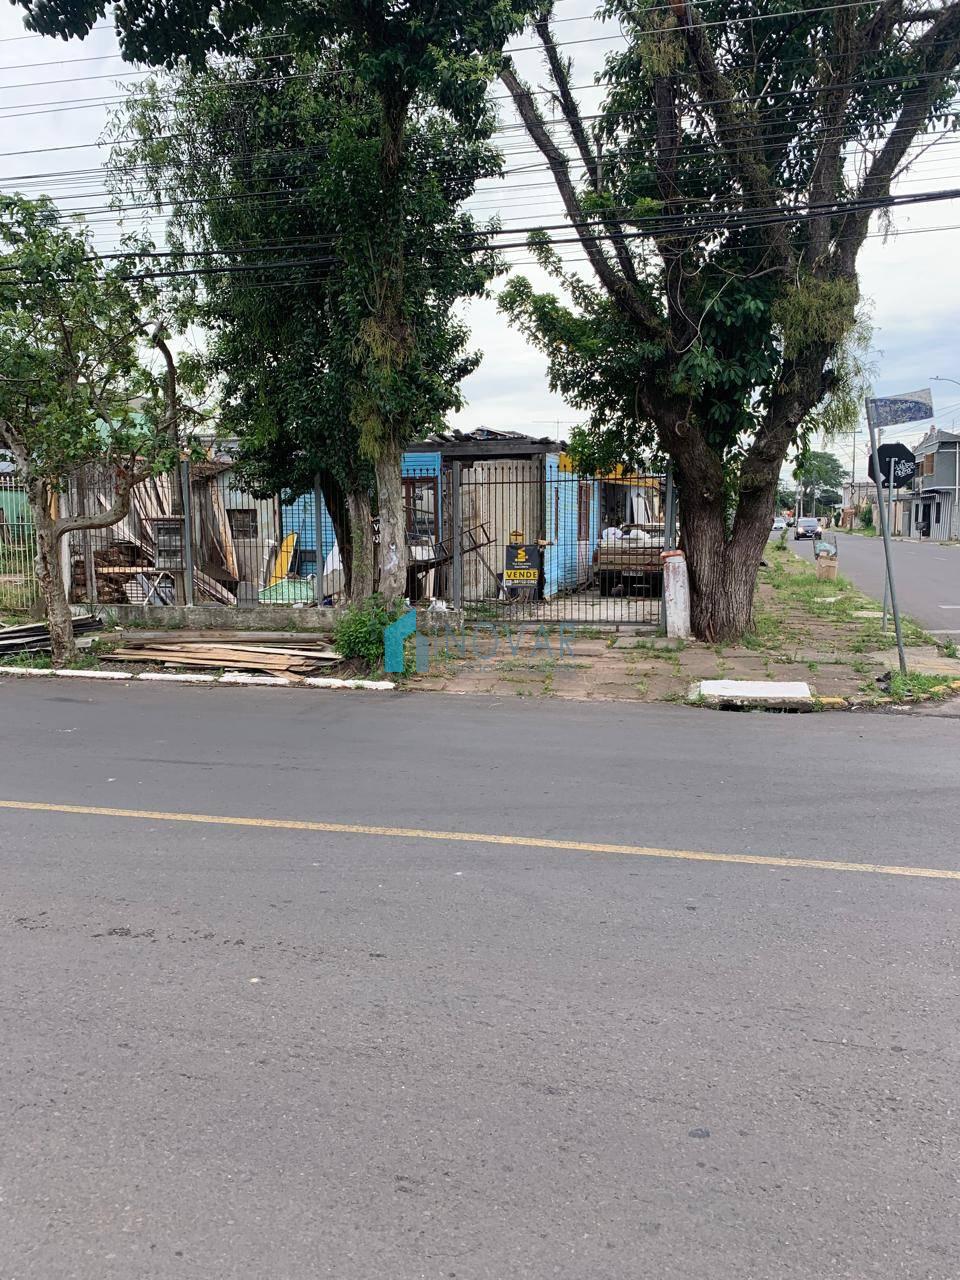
(2, 680, 960, 1280)
(793, 530, 960, 635)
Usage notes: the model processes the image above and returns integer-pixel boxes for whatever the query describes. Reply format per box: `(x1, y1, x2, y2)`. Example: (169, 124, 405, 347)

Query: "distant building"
(905, 427, 960, 540)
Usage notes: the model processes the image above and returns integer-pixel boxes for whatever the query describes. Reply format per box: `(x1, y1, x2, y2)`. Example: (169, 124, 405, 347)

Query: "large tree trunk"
(679, 475, 777, 643)
(346, 488, 376, 603)
(31, 483, 76, 666)
(374, 442, 407, 603)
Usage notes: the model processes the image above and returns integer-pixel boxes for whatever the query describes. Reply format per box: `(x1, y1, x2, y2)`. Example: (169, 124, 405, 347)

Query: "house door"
(921, 502, 933, 537)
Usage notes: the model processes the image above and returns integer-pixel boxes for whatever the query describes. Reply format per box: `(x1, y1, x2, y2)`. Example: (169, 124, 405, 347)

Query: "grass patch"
(889, 672, 955, 703)
(0, 650, 53, 669)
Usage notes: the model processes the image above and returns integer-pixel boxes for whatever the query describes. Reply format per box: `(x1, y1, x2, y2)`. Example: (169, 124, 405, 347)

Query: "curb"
(0, 666, 396, 692)
(688, 680, 960, 713)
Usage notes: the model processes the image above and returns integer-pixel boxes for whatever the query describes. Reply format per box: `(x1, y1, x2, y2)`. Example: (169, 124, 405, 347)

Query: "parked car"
(794, 516, 820, 540)
(772, 516, 786, 532)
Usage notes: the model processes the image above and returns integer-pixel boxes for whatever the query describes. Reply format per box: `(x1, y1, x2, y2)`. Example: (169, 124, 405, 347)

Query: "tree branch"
(535, 13, 599, 186)
(835, 0, 960, 273)
(533, 19, 642, 290)
(151, 328, 180, 445)
(54, 461, 152, 539)
(681, 1, 794, 269)
(805, 5, 860, 265)
(500, 62, 661, 335)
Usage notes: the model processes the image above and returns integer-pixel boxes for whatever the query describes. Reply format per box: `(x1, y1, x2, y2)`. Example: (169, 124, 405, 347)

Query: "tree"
(18, 0, 533, 600)
(776, 484, 796, 513)
(113, 46, 505, 602)
(0, 196, 183, 663)
(498, 4, 960, 640)
(795, 450, 847, 514)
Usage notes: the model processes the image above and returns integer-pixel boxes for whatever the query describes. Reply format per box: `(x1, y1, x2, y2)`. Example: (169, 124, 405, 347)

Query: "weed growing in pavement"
(889, 672, 954, 702)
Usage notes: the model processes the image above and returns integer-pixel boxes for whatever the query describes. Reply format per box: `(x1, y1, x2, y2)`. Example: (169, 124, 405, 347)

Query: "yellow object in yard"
(269, 533, 297, 586)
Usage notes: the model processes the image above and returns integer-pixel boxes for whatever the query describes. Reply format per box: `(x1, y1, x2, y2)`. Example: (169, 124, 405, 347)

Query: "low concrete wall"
(100, 604, 338, 631)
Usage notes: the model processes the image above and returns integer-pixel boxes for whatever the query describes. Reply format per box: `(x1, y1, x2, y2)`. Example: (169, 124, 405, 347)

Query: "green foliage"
(0, 195, 181, 487)
(859, 502, 874, 530)
(334, 595, 409, 673)
(792, 450, 847, 514)
(773, 277, 859, 361)
(889, 672, 954, 703)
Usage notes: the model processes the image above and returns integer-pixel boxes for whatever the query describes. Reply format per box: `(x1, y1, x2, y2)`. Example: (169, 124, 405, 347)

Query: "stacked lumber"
(103, 636, 341, 681)
(0, 615, 103, 656)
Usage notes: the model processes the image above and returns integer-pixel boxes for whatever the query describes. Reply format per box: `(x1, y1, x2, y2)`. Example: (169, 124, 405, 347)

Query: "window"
(227, 508, 258, 540)
(402, 478, 438, 540)
(578, 481, 592, 541)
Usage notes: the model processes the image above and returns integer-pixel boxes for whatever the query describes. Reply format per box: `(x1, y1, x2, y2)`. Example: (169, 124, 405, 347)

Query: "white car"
(772, 516, 787, 532)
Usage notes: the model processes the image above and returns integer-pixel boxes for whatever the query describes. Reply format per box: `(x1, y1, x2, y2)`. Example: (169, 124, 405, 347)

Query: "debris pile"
(103, 633, 341, 681)
(0, 615, 103, 656)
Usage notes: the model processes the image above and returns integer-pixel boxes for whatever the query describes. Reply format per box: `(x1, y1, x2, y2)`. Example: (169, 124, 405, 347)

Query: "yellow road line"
(0, 798, 956, 882)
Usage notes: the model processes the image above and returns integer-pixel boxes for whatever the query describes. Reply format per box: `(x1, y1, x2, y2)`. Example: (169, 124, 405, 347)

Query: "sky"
(2, 0, 959, 483)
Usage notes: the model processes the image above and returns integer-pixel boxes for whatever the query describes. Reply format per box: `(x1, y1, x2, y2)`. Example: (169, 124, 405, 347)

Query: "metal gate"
(446, 461, 666, 627)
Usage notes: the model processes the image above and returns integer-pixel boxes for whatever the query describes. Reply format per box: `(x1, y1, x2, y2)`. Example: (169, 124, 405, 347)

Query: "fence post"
(180, 459, 195, 607)
(450, 461, 463, 611)
(76, 471, 98, 608)
(664, 463, 676, 551)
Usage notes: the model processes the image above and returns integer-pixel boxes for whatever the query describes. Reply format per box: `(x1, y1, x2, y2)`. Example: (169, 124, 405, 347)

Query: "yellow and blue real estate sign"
(503, 543, 540, 588)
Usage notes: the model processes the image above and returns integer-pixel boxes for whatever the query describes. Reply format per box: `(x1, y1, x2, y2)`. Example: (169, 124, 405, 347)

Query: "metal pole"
(882, 457, 894, 629)
(450, 461, 463, 611)
(180, 459, 195, 608)
(77, 471, 98, 609)
(866, 399, 907, 677)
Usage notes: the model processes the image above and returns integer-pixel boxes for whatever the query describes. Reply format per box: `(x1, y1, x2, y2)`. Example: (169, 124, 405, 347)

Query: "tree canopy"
(0, 195, 185, 661)
(499, 2, 960, 639)
(113, 43, 502, 597)
(19, 0, 535, 598)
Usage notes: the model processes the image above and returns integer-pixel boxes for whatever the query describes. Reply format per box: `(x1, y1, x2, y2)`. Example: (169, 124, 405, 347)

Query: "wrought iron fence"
(452, 461, 666, 626)
(65, 461, 447, 610)
(0, 479, 38, 615)
(55, 457, 667, 627)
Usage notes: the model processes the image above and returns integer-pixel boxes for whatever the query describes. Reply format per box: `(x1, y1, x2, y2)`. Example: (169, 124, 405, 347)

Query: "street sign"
(503, 543, 540, 588)
(867, 389, 933, 428)
(867, 442, 916, 488)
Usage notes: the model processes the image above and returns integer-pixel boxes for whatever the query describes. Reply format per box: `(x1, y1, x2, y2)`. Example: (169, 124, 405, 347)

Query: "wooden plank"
(210, 483, 240, 580)
(193, 568, 236, 605)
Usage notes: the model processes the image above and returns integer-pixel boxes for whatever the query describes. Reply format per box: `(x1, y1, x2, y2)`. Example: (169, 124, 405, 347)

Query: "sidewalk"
(411, 543, 960, 706)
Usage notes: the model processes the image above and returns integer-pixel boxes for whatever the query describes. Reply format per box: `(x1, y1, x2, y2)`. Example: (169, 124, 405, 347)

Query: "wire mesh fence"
(0, 479, 38, 615)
